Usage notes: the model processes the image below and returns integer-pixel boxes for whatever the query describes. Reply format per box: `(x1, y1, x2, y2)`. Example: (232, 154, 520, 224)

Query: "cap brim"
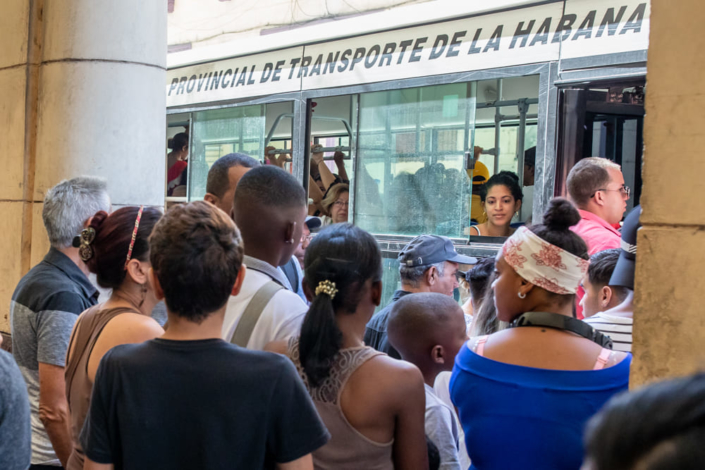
(609, 254, 635, 290)
(305, 217, 322, 230)
(447, 253, 479, 265)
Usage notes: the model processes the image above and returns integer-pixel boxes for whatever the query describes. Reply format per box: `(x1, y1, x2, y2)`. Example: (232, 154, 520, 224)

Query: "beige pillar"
(631, 0, 705, 385)
(0, 0, 166, 334)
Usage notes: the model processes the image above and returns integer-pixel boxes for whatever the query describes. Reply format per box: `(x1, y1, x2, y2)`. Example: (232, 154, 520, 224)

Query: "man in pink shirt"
(567, 157, 630, 317)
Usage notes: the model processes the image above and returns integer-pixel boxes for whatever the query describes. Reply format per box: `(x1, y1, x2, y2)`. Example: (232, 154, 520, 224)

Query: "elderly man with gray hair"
(11, 176, 110, 469)
(365, 235, 476, 359)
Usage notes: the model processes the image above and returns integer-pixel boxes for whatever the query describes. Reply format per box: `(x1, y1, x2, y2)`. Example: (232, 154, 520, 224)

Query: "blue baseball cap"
(398, 235, 477, 267)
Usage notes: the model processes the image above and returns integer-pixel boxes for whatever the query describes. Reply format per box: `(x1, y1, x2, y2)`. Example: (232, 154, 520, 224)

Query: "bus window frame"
(168, 62, 556, 247)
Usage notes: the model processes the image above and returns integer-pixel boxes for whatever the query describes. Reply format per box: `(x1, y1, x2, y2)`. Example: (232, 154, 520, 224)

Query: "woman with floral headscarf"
(450, 199, 631, 470)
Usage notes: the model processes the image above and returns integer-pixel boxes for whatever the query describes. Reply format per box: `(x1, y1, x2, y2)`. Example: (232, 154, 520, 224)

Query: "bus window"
(306, 75, 541, 242)
(188, 101, 294, 201)
(555, 81, 645, 213)
(356, 83, 476, 238)
(306, 95, 354, 226)
(166, 113, 190, 208)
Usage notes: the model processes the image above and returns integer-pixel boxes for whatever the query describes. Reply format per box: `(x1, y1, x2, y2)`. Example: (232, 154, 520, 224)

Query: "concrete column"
(0, 0, 166, 335)
(630, 0, 705, 385)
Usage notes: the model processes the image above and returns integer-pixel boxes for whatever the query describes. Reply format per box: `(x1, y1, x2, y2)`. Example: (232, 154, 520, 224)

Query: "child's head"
(387, 293, 467, 379)
(149, 201, 245, 323)
(581, 249, 630, 318)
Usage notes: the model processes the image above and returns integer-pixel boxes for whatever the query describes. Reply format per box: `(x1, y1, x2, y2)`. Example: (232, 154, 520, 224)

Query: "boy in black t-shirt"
(81, 201, 329, 470)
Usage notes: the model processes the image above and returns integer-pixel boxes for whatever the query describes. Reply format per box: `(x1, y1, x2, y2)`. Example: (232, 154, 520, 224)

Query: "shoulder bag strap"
(230, 281, 284, 348)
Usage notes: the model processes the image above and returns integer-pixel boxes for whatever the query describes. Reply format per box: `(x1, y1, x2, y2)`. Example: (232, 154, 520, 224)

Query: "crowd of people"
(0, 151, 701, 470)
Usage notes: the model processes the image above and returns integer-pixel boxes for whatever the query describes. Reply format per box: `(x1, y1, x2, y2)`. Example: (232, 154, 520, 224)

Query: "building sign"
(167, 0, 649, 107)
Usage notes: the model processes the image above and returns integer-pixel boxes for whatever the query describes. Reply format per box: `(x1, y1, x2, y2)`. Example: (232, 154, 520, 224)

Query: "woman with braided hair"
(64, 206, 164, 470)
(266, 224, 428, 470)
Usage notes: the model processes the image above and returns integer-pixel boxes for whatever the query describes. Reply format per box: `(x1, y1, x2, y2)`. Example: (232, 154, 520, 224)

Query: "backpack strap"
(230, 281, 284, 348)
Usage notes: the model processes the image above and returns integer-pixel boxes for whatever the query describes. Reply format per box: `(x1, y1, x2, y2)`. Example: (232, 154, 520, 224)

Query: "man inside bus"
(365, 235, 476, 359)
(203, 152, 260, 219)
(567, 157, 628, 255)
(204, 152, 305, 299)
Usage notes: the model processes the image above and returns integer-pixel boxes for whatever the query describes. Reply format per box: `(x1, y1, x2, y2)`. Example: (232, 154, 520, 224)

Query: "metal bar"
(516, 98, 529, 190)
(494, 78, 503, 175)
(476, 98, 539, 109)
(496, 113, 538, 121)
(309, 146, 351, 153)
(293, 97, 306, 185)
(268, 148, 293, 155)
(349, 93, 359, 226)
(186, 113, 193, 201)
(265, 113, 294, 146)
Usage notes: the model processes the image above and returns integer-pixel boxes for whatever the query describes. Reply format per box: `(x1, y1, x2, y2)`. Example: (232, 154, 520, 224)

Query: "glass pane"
(189, 102, 294, 200)
(356, 83, 476, 238)
(166, 114, 190, 201)
(473, 76, 540, 229)
(307, 96, 354, 225)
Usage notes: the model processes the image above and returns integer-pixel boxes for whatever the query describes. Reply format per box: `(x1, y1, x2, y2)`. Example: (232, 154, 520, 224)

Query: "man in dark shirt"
(365, 235, 476, 359)
(11, 176, 110, 468)
(82, 201, 329, 470)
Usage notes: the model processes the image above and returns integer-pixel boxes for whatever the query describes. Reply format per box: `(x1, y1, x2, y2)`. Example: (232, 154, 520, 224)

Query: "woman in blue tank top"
(450, 199, 631, 470)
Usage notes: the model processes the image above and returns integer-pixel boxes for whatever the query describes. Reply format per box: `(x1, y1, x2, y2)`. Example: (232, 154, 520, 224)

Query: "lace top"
(287, 337, 393, 470)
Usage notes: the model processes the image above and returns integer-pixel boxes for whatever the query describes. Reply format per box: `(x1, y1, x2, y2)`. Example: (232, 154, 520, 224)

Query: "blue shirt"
(450, 343, 631, 470)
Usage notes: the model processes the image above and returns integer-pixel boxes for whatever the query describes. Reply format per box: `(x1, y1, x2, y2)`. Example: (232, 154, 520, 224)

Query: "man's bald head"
(388, 293, 466, 366)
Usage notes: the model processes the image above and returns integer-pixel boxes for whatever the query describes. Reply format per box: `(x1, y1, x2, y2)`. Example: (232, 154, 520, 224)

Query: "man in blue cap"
(365, 235, 477, 359)
(583, 205, 640, 352)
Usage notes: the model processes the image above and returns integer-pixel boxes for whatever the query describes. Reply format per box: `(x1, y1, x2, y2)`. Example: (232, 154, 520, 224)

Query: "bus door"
(555, 81, 645, 212)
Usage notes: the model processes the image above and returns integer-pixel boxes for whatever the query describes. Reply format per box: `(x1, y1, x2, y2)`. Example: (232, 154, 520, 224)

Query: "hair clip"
(78, 227, 96, 261)
(315, 280, 338, 300)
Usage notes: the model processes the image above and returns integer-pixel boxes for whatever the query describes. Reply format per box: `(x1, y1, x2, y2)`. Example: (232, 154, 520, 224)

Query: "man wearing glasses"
(567, 157, 631, 256)
(567, 157, 631, 318)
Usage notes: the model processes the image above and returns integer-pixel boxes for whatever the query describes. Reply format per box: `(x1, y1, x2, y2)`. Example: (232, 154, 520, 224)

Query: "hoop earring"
(518, 292, 526, 299)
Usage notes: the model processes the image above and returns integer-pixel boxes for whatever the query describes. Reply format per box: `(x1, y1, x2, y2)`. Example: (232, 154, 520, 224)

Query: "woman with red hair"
(64, 206, 164, 470)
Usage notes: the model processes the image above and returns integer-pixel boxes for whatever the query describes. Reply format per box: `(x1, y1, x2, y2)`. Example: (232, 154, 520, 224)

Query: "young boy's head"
(149, 201, 245, 323)
(581, 249, 630, 318)
(387, 293, 467, 383)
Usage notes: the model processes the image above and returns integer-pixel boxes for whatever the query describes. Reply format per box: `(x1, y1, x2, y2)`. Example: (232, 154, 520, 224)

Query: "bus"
(165, 0, 649, 303)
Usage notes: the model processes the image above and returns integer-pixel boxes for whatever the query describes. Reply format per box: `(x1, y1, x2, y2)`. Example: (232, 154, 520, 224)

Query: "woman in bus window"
(320, 184, 349, 226)
(166, 132, 189, 196)
(266, 224, 428, 470)
(469, 171, 523, 237)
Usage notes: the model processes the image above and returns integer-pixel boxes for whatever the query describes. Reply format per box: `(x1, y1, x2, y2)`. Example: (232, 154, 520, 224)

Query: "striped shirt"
(584, 312, 633, 352)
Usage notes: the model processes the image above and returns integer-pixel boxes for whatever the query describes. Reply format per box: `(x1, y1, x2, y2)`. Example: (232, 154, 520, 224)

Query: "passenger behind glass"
(320, 183, 349, 226)
(469, 171, 523, 237)
(266, 224, 428, 470)
(468, 147, 490, 225)
(386, 172, 425, 234)
(166, 132, 188, 196)
(460, 258, 495, 318)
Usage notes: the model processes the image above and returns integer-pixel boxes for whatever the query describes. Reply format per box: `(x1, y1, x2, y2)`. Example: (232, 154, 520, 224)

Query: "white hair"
(399, 261, 445, 287)
(42, 176, 111, 248)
